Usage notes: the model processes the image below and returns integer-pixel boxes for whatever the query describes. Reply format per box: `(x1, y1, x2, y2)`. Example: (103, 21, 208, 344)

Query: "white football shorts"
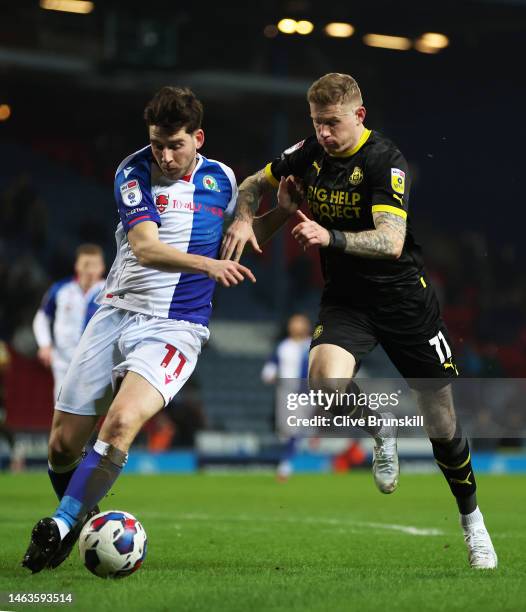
(55, 304, 209, 416)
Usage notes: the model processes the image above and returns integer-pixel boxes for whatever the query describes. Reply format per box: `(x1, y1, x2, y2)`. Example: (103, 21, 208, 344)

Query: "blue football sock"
(53, 440, 127, 532)
(48, 457, 82, 500)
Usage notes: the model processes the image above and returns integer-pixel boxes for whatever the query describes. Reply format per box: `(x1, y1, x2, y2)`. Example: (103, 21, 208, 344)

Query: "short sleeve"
(216, 162, 238, 217)
(114, 149, 161, 232)
(368, 148, 410, 220)
(41, 278, 69, 318)
(42, 286, 57, 319)
(265, 136, 320, 186)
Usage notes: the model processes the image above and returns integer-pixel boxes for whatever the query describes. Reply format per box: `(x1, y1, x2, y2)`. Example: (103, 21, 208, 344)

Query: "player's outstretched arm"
(220, 168, 274, 261)
(292, 210, 406, 259)
(128, 220, 256, 287)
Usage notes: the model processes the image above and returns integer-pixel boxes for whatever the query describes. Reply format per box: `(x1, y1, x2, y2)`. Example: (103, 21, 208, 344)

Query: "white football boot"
(461, 509, 498, 569)
(372, 412, 399, 494)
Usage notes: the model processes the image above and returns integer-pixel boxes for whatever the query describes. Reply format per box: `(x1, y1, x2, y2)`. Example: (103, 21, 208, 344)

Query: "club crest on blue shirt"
(203, 175, 220, 192)
(120, 180, 143, 207)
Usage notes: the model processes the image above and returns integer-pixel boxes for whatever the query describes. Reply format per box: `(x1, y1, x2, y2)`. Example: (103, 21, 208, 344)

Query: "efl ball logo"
(155, 194, 169, 214)
(203, 175, 220, 192)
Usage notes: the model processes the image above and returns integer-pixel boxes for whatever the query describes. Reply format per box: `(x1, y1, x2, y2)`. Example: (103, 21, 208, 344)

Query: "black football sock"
(48, 456, 82, 500)
(430, 423, 477, 515)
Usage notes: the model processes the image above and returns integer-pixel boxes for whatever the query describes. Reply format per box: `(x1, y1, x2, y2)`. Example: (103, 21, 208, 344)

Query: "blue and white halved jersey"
(100, 146, 237, 326)
(33, 277, 105, 365)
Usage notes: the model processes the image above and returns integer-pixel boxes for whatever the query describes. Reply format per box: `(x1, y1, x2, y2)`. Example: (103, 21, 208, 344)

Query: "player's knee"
(104, 403, 143, 442)
(308, 360, 332, 386)
(433, 419, 456, 442)
(48, 431, 81, 467)
(308, 347, 356, 382)
(308, 372, 344, 396)
(415, 386, 456, 440)
(309, 357, 345, 391)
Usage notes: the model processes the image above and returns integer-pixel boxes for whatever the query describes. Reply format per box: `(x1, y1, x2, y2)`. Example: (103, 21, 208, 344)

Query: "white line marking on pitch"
(141, 511, 445, 536)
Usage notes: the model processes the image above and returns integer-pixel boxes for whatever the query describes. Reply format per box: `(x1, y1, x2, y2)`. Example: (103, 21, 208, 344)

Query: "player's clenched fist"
(291, 210, 331, 249)
(206, 259, 256, 287)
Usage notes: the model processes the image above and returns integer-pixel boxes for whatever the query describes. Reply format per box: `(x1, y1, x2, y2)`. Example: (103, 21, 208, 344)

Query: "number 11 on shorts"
(160, 343, 187, 383)
(428, 331, 451, 364)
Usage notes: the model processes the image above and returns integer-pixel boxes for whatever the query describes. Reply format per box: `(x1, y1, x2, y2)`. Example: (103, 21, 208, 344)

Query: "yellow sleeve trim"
(371, 204, 407, 220)
(264, 162, 279, 187)
(420, 276, 427, 288)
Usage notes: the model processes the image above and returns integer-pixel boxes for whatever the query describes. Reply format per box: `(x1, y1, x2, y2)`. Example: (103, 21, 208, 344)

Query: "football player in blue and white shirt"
(261, 314, 311, 480)
(22, 86, 271, 573)
(33, 244, 105, 403)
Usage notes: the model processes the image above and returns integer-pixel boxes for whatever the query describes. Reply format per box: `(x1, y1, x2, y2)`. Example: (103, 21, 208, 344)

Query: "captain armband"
(327, 229, 347, 251)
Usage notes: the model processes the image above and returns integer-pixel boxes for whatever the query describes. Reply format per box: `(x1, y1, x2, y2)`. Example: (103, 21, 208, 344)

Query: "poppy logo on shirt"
(203, 175, 221, 192)
(120, 180, 143, 207)
(155, 193, 169, 214)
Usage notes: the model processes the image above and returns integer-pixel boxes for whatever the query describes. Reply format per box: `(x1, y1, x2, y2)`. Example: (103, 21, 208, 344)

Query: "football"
(78, 510, 147, 579)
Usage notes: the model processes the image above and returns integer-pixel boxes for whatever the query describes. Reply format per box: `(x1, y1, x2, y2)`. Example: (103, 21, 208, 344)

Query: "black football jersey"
(266, 130, 425, 305)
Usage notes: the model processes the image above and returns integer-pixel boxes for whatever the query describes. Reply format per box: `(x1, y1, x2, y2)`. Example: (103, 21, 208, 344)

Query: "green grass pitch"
(0, 472, 524, 612)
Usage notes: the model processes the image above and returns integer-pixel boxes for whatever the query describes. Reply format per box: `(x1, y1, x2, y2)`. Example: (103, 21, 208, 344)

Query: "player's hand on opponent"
(277, 175, 304, 215)
(37, 346, 52, 368)
(207, 259, 256, 287)
(220, 219, 262, 262)
(292, 210, 331, 249)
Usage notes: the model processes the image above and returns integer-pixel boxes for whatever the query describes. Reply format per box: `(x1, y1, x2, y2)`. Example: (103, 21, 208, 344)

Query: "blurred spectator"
(32, 244, 106, 401)
(262, 313, 311, 480)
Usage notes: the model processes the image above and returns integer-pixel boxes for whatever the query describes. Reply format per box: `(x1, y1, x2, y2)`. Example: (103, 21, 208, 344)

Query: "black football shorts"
(310, 280, 459, 389)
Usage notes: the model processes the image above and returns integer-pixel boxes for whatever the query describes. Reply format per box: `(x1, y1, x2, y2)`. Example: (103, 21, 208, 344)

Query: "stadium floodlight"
(0, 104, 11, 121)
(414, 32, 450, 54)
(277, 18, 298, 34)
(39, 0, 94, 14)
(363, 33, 411, 51)
(296, 20, 314, 35)
(324, 22, 355, 38)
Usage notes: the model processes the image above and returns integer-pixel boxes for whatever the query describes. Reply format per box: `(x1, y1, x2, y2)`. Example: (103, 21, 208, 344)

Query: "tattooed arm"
(220, 169, 274, 261)
(341, 211, 406, 258)
(291, 210, 406, 259)
(234, 169, 271, 222)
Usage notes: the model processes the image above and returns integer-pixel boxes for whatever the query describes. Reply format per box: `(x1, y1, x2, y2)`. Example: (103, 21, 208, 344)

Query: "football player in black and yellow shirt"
(221, 73, 496, 569)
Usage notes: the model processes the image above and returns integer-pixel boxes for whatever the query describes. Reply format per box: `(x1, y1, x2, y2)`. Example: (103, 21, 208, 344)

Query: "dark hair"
(144, 86, 203, 133)
(76, 243, 103, 259)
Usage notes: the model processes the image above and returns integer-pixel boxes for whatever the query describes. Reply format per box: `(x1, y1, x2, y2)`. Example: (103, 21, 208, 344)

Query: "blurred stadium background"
(0, 0, 525, 475)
